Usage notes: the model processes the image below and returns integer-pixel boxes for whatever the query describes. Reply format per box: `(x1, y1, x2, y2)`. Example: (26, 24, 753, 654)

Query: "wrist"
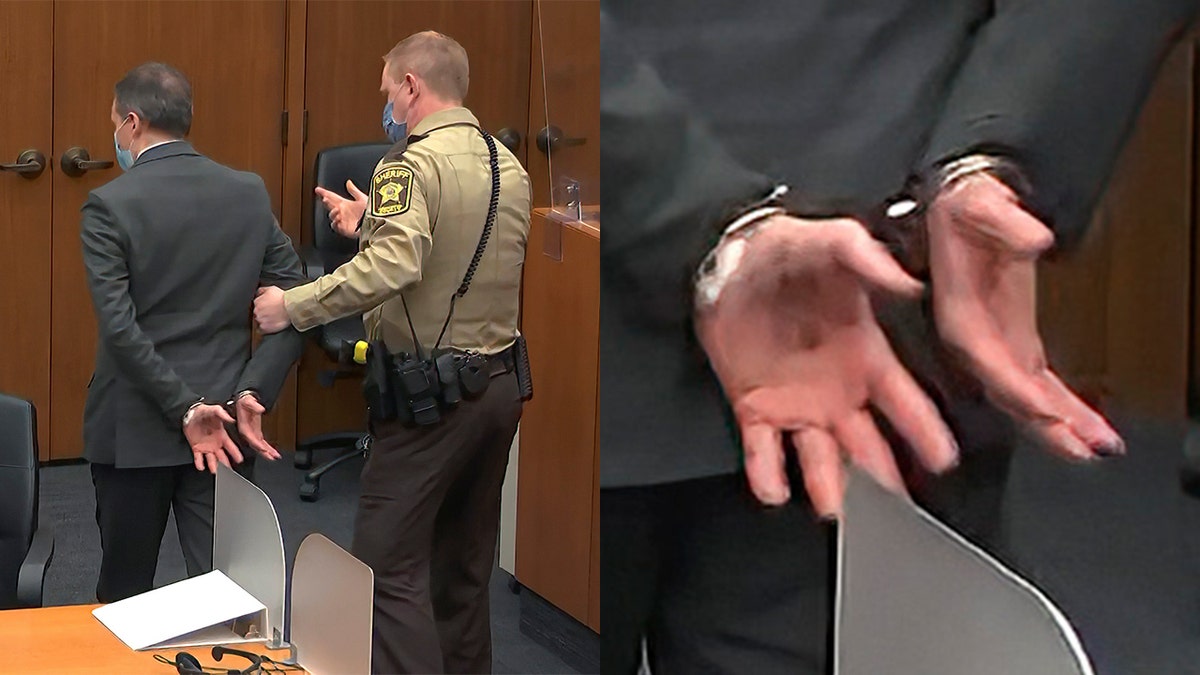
(926, 153, 1030, 205)
(695, 186, 791, 308)
(181, 398, 207, 428)
(230, 389, 261, 408)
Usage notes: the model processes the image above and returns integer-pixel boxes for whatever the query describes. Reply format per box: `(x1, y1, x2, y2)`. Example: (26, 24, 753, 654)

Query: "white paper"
(92, 570, 266, 651)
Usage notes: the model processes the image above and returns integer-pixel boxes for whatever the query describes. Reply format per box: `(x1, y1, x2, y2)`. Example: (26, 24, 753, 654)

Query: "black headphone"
(154, 645, 264, 674)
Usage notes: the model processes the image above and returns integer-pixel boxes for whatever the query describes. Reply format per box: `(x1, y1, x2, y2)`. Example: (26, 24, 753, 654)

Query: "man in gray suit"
(80, 62, 305, 603)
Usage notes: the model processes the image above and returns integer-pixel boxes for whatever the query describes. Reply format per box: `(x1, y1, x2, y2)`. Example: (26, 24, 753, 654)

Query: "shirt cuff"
(282, 284, 324, 332)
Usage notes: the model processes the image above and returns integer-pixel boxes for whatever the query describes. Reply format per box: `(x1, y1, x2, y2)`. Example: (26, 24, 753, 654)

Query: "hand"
(926, 173, 1124, 460)
(253, 286, 290, 334)
(315, 180, 368, 239)
(183, 404, 244, 474)
(695, 215, 959, 517)
(235, 393, 281, 461)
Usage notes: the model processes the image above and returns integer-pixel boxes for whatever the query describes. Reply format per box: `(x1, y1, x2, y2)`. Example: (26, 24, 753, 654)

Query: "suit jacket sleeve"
(921, 0, 1197, 248)
(602, 9, 773, 324)
(235, 216, 307, 409)
(80, 194, 199, 423)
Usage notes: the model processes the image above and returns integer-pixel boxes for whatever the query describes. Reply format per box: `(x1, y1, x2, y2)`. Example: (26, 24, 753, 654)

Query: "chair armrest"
(17, 526, 54, 607)
(300, 245, 327, 281)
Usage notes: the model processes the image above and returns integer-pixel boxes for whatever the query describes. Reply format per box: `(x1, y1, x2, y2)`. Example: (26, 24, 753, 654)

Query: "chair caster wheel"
(299, 480, 320, 502)
(294, 448, 313, 470)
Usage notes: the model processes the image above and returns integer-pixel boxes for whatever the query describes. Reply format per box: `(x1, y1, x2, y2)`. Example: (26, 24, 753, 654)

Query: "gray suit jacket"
(81, 141, 305, 468)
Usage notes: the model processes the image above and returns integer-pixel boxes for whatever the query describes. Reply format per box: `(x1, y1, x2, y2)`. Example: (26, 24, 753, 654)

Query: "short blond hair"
(384, 31, 469, 101)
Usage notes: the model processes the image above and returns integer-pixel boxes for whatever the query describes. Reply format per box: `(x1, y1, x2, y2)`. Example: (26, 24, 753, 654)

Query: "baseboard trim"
(518, 583, 599, 674)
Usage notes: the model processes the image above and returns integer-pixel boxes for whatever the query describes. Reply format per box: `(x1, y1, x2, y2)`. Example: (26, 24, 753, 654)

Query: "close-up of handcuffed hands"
(694, 171, 1125, 518)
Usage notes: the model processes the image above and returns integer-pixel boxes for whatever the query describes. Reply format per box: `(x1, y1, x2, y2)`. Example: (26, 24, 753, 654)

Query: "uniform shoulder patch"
(371, 164, 413, 217)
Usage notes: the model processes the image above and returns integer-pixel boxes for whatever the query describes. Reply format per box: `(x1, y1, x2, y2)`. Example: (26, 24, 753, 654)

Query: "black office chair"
(0, 392, 54, 608)
(294, 142, 392, 502)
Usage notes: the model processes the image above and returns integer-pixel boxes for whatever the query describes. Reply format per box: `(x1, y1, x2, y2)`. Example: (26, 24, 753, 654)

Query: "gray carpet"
(1000, 414, 1200, 675)
(38, 448, 580, 674)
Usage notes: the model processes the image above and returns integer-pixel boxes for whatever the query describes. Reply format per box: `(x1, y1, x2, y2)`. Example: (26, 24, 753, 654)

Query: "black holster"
(363, 342, 508, 427)
(512, 335, 533, 401)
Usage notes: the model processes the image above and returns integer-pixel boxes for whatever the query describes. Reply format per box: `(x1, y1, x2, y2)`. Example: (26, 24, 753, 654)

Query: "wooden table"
(0, 604, 303, 674)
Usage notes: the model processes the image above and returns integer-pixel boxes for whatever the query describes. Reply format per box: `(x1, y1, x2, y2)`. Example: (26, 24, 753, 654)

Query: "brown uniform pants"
(352, 371, 522, 674)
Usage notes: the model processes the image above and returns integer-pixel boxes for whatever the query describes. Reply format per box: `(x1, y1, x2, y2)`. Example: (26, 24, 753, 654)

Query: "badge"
(371, 165, 413, 217)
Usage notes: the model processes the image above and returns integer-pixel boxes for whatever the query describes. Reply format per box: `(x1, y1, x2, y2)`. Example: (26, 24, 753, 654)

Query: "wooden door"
(50, 0, 288, 459)
(294, 0, 533, 442)
(0, 3, 54, 460)
(527, 0, 600, 210)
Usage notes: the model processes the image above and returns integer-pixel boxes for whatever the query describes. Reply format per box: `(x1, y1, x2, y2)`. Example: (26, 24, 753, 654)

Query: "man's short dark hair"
(114, 62, 193, 137)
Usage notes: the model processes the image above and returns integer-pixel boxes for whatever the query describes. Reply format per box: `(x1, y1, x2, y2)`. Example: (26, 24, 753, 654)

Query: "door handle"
(61, 147, 115, 177)
(494, 127, 522, 153)
(0, 149, 47, 179)
(535, 125, 586, 155)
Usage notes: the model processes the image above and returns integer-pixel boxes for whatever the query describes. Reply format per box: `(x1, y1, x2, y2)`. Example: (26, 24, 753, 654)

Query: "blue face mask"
(113, 116, 135, 171)
(383, 101, 407, 144)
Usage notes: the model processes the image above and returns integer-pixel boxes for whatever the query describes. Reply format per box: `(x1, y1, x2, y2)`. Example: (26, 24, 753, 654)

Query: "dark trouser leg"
(352, 423, 449, 675)
(600, 486, 666, 675)
(431, 373, 523, 674)
(171, 465, 217, 578)
(352, 382, 515, 675)
(653, 473, 832, 675)
(91, 463, 175, 603)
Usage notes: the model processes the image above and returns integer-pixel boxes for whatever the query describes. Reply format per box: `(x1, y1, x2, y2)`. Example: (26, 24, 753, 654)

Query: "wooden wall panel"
(516, 213, 599, 624)
(1040, 41, 1193, 423)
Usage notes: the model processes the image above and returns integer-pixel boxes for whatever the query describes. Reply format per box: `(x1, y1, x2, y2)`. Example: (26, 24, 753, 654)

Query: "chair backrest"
(311, 143, 392, 264)
(0, 393, 38, 607)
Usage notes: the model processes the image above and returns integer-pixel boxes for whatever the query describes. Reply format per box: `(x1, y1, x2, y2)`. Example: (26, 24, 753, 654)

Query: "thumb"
(242, 396, 266, 414)
(835, 225, 924, 298)
(347, 179, 368, 201)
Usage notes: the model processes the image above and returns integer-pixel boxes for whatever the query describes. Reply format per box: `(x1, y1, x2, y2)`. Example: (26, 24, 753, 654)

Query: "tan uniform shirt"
(283, 107, 532, 355)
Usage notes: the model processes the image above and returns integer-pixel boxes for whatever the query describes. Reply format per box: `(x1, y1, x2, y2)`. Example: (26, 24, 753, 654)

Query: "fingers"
(832, 410, 907, 495)
(221, 432, 244, 465)
(870, 350, 959, 474)
(206, 452, 218, 475)
(792, 427, 844, 519)
(1028, 418, 1095, 462)
(239, 419, 280, 460)
(314, 186, 337, 205)
(740, 421, 789, 505)
(947, 324, 1060, 423)
(216, 406, 236, 425)
(1044, 371, 1124, 456)
(256, 287, 269, 297)
(251, 436, 281, 461)
(832, 223, 924, 298)
(347, 179, 368, 201)
(194, 451, 205, 472)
